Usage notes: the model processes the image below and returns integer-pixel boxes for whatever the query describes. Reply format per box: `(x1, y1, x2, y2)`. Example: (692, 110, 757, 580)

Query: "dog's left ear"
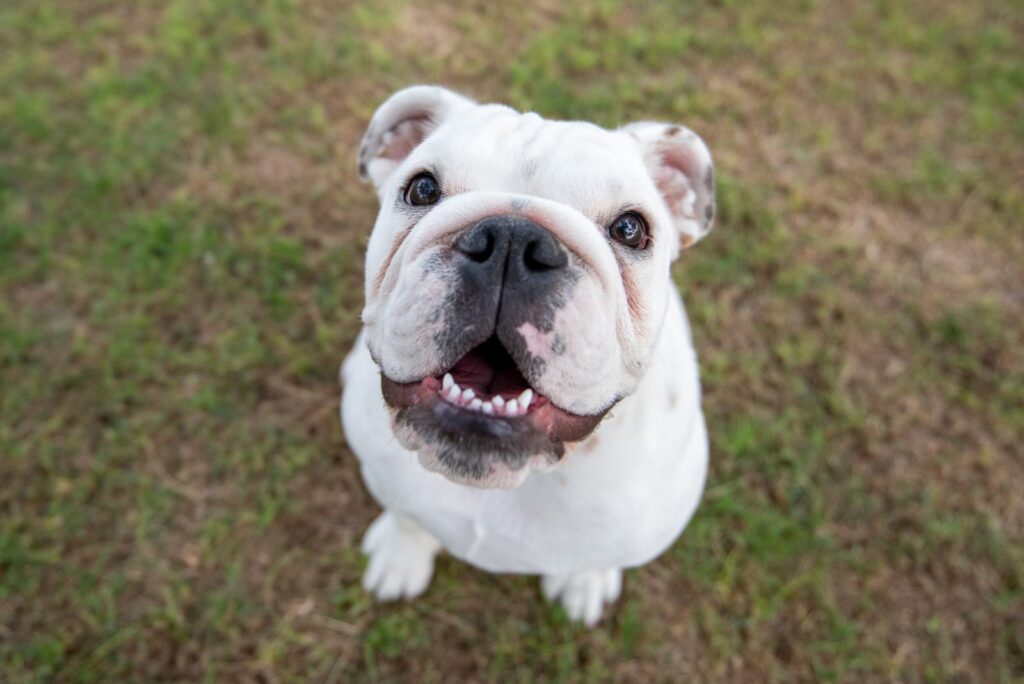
(622, 122, 716, 252)
(357, 85, 476, 190)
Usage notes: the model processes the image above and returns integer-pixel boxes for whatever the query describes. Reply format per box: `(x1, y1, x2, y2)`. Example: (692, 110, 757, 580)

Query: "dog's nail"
(506, 399, 519, 416)
(517, 388, 533, 408)
(442, 373, 454, 390)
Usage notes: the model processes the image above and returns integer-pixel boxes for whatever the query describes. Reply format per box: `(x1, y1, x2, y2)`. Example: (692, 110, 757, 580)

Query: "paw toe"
(542, 568, 623, 627)
(360, 512, 438, 601)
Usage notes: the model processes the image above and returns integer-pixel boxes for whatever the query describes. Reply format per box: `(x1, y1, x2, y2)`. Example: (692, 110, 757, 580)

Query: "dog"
(340, 86, 714, 626)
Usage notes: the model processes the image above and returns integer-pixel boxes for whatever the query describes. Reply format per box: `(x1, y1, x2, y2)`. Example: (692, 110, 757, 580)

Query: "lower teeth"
(438, 374, 533, 417)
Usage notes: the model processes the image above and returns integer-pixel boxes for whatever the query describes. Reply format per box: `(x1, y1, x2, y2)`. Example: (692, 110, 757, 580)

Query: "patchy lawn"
(1, 0, 1022, 681)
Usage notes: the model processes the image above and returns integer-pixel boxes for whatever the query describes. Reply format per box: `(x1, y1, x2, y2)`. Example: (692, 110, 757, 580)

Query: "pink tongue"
(448, 339, 532, 399)
(489, 367, 530, 397)
(449, 349, 495, 391)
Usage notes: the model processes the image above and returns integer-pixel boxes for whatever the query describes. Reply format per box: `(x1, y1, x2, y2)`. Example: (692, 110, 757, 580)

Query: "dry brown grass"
(1, 0, 1022, 681)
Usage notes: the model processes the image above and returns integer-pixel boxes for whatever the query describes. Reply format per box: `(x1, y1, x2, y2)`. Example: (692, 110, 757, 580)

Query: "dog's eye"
(405, 172, 442, 206)
(608, 212, 648, 249)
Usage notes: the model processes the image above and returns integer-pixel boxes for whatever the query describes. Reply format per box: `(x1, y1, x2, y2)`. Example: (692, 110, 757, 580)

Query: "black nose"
(441, 216, 573, 375)
(454, 216, 568, 277)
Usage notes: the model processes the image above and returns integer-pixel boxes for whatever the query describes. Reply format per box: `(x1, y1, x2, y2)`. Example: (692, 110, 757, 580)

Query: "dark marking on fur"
(551, 334, 566, 356)
(521, 157, 540, 181)
(495, 260, 579, 386)
(666, 126, 681, 136)
(431, 251, 504, 373)
(396, 401, 564, 480)
(519, 124, 547, 157)
(510, 196, 529, 213)
(703, 166, 716, 231)
(430, 216, 581, 388)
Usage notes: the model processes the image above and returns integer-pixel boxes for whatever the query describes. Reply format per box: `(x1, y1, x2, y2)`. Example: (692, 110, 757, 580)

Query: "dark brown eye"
(405, 172, 441, 206)
(608, 212, 648, 249)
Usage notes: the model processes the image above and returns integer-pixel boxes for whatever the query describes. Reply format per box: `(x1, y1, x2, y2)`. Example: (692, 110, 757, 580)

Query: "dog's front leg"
(361, 510, 441, 601)
(541, 568, 623, 627)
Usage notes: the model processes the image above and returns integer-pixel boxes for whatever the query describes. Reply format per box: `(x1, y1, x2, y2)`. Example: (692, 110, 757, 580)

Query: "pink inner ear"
(655, 148, 699, 221)
(378, 116, 433, 162)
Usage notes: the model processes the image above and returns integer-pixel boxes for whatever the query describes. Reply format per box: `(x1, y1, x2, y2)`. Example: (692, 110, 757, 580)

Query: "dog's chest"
(357, 401, 707, 575)
(342, 290, 708, 575)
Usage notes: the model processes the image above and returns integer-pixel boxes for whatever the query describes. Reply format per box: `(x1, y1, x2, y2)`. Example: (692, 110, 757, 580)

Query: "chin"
(379, 334, 611, 488)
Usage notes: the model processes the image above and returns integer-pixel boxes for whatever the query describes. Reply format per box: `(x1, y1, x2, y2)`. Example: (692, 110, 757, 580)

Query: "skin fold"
(340, 85, 715, 625)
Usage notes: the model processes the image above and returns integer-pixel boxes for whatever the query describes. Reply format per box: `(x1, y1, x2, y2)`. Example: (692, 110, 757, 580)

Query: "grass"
(1, 0, 1023, 681)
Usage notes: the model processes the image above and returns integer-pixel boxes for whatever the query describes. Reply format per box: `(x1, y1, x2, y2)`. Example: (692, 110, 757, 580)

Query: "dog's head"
(356, 86, 715, 488)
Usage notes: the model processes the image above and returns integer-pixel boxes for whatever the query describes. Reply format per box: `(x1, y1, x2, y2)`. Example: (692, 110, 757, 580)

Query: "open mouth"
(436, 335, 543, 417)
(379, 334, 608, 446)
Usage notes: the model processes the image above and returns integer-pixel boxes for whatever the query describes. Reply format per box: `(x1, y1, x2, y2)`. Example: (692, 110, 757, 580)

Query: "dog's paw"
(541, 568, 623, 627)
(361, 511, 441, 601)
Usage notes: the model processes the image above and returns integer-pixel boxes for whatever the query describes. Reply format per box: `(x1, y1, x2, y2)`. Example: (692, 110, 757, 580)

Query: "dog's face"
(356, 86, 715, 488)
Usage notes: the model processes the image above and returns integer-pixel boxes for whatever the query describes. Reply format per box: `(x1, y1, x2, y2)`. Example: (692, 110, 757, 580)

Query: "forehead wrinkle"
(515, 112, 548, 154)
(529, 137, 634, 213)
(425, 112, 653, 220)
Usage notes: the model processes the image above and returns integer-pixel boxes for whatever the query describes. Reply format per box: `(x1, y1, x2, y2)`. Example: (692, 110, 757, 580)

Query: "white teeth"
(517, 388, 533, 409)
(438, 383, 537, 417)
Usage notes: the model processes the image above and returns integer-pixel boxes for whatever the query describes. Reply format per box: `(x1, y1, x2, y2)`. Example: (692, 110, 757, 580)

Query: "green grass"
(2, 0, 1023, 681)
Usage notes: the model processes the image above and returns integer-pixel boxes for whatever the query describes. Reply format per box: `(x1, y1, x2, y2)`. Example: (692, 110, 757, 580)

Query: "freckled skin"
(518, 322, 557, 362)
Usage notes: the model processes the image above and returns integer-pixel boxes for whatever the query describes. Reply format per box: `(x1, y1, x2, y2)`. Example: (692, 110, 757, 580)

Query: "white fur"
(542, 568, 623, 628)
(361, 510, 441, 600)
(342, 288, 707, 622)
(341, 87, 713, 625)
(344, 287, 706, 568)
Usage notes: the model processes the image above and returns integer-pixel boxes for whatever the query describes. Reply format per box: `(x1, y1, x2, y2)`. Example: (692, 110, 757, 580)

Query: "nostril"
(454, 217, 565, 272)
(523, 237, 568, 272)
(455, 227, 495, 263)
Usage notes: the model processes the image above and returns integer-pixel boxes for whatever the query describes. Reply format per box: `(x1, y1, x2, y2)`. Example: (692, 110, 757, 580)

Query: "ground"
(1, 0, 1022, 681)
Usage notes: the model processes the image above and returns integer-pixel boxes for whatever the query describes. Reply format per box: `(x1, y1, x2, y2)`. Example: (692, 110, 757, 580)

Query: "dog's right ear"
(357, 85, 475, 190)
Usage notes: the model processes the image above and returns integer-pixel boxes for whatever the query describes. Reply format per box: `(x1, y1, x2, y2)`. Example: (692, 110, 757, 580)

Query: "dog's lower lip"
(378, 334, 609, 444)
(379, 373, 610, 445)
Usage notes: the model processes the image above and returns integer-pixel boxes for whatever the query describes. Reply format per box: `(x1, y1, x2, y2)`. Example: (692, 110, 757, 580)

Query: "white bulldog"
(340, 86, 715, 626)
